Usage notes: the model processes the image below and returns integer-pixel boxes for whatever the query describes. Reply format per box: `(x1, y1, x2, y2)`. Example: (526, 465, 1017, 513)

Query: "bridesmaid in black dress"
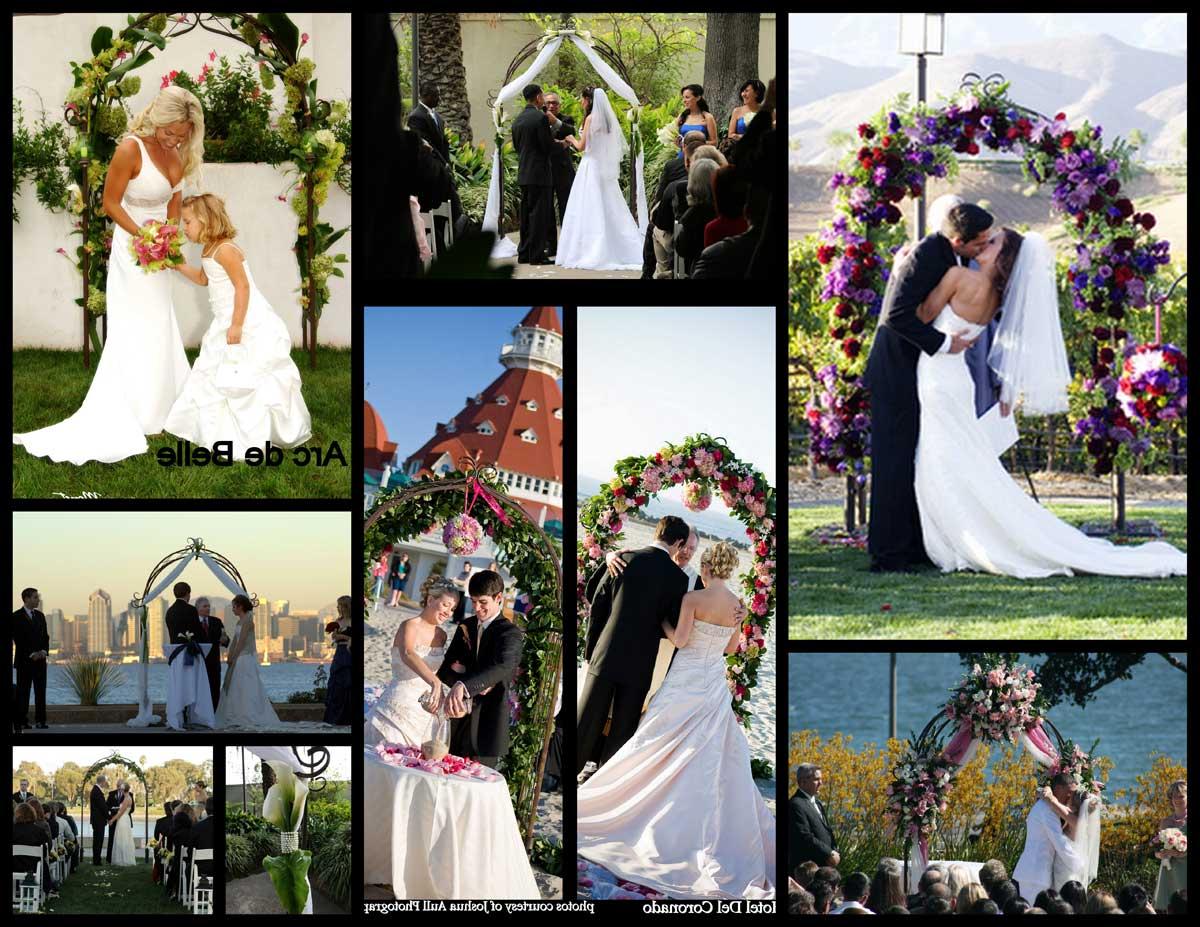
(323, 595, 354, 725)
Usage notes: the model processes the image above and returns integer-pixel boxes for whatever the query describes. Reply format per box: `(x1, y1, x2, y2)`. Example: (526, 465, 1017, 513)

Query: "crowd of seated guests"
(788, 856, 1188, 915)
(12, 795, 77, 899)
(153, 796, 214, 902)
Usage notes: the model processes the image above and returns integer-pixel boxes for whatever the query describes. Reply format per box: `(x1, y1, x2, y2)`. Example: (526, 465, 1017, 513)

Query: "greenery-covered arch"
(60, 11, 347, 370)
(79, 752, 151, 859)
(363, 461, 562, 849)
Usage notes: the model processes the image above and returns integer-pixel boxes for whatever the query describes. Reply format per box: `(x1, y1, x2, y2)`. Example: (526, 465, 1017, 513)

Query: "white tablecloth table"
(162, 643, 214, 730)
(363, 747, 539, 899)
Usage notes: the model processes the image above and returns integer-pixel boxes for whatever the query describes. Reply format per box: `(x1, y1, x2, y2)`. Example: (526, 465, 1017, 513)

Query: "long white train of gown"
(555, 152, 643, 271)
(915, 305, 1187, 578)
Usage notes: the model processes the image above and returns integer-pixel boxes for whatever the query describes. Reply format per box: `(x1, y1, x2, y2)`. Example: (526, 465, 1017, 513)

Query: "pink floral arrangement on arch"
(943, 658, 1046, 744)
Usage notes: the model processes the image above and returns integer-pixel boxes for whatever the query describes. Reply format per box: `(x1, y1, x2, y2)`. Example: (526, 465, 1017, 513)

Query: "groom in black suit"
(89, 778, 109, 864)
(577, 515, 691, 774)
(788, 763, 839, 875)
(12, 587, 50, 730)
(437, 570, 524, 769)
(165, 582, 203, 646)
(863, 202, 993, 572)
(510, 83, 557, 264)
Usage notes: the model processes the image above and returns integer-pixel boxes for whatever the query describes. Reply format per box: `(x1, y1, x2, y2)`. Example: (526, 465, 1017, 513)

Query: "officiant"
(543, 92, 575, 226)
(195, 597, 229, 715)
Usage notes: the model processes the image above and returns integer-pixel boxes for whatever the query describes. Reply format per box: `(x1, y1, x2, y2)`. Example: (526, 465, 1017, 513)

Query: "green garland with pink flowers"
(577, 434, 776, 728)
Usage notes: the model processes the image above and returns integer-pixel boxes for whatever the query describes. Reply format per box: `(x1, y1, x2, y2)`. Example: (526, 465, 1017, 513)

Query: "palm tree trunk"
(417, 13, 472, 144)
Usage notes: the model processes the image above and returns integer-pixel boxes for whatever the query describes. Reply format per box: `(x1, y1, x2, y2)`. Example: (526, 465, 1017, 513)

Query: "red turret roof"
(364, 401, 398, 474)
(522, 305, 562, 334)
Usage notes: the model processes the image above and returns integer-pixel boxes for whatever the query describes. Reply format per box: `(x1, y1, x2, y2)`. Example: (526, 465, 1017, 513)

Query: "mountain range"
(789, 33, 1187, 164)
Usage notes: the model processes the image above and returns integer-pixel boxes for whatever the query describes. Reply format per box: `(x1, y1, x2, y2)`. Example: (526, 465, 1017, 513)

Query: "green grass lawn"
(789, 504, 1188, 639)
(12, 347, 351, 499)
(43, 857, 190, 915)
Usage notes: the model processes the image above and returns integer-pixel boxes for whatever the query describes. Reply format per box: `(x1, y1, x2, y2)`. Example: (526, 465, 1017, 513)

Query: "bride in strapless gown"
(914, 230, 1187, 578)
(365, 581, 460, 746)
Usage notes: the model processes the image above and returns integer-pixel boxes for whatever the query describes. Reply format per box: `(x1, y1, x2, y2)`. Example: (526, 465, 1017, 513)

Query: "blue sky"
(789, 12, 1187, 67)
(365, 307, 562, 462)
(578, 307, 776, 485)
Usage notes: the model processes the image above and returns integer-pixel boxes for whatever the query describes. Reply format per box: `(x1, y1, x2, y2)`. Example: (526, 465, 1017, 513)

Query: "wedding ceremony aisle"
(42, 860, 189, 916)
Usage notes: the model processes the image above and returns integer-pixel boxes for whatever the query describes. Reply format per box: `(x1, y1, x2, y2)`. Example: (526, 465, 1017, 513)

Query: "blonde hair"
(957, 883, 987, 912)
(181, 193, 237, 246)
(420, 573, 461, 606)
(700, 540, 739, 579)
(1168, 779, 1187, 798)
(127, 85, 205, 181)
(691, 144, 727, 167)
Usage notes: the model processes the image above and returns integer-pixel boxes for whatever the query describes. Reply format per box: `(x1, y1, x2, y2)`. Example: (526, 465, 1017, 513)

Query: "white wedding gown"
(163, 243, 312, 460)
(365, 626, 445, 746)
(577, 618, 775, 899)
(111, 801, 136, 866)
(14, 135, 191, 464)
(915, 305, 1188, 578)
(1053, 793, 1100, 891)
(215, 619, 280, 729)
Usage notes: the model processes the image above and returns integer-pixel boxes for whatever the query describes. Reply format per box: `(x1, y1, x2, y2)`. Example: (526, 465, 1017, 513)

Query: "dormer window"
(477, 420, 495, 436)
(520, 428, 538, 444)
(471, 393, 482, 405)
(445, 418, 457, 433)
(495, 395, 509, 406)
(553, 407, 563, 420)
(525, 399, 538, 411)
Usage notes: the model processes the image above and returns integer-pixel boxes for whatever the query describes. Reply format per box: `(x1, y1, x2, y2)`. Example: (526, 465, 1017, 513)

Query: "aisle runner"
(577, 859, 667, 901)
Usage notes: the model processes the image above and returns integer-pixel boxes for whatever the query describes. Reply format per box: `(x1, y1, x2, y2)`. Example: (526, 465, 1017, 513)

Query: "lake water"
(788, 652, 1187, 794)
(42, 662, 327, 704)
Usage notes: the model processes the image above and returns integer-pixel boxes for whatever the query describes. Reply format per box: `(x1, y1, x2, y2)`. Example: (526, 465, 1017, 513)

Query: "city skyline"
(13, 510, 350, 616)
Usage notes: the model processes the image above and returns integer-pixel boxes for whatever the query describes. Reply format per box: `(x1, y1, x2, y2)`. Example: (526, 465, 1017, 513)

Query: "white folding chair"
(432, 199, 454, 248)
(673, 221, 687, 279)
(12, 846, 42, 913)
(177, 846, 190, 905)
(190, 849, 213, 915)
(48, 838, 62, 886)
(418, 211, 438, 263)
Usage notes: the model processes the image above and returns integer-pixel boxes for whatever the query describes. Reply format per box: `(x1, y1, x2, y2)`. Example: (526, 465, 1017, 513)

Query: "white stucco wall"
(11, 12, 351, 349)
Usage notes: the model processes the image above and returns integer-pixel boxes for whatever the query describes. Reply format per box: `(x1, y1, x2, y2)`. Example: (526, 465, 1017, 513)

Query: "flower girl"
(164, 193, 312, 460)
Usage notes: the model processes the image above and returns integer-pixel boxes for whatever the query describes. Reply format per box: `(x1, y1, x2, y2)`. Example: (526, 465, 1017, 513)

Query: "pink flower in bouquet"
(442, 513, 484, 555)
(682, 481, 711, 512)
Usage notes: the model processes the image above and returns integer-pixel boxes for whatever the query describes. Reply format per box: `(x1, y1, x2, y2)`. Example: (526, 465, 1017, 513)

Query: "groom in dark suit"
(89, 777, 109, 865)
(789, 763, 839, 875)
(165, 582, 203, 646)
(105, 781, 132, 864)
(510, 83, 557, 265)
(12, 587, 50, 730)
(437, 570, 525, 769)
(577, 515, 691, 774)
(863, 202, 993, 572)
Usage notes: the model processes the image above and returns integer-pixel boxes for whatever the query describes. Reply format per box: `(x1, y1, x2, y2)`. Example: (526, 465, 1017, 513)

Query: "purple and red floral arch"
(804, 75, 1185, 489)
(577, 434, 776, 728)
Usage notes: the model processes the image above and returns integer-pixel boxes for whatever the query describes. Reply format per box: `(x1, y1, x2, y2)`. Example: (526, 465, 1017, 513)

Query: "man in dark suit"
(543, 91, 576, 227)
(152, 800, 175, 883)
(13, 777, 36, 804)
(89, 777, 109, 865)
(187, 797, 215, 882)
(789, 763, 839, 875)
(105, 780, 133, 864)
(510, 83, 556, 264)
(437, 570, 525, 769)
(12, 588, 50, 730)
(577, 516, 690, 774)
(406, 80, 464, 252)
(194, 598, 229, 713)
(863, 202, 992, 572)
(165, 582, 202, 645)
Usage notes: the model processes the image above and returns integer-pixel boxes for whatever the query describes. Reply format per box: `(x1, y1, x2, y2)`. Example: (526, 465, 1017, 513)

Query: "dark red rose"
(1107, 304, 1125, 321)
(1087, 194, 1104, 212)
(1060, 131, 1076, 149)
(1055, 112, 1067, 121)
(830, 326, 846, 340)
(1092, 363, 1109, 380)
(817, 245, 836, 264)
(1006, 126, 1020, 140)
(1104, 178, 1120, 195)
(613, 486, 625, 497)
(850, 318, 865, 334)
(834, 302, 851, 319)
(845, 244, 860, 259)
(859, 241, 875, 254)
(1100, 347, 1115, 363)
(635, 495, 648, 506)
(1113, 237, 1135, 253)
(954, 137, 970, 153)
(967, 142, 980, 156)
(1139, 213, 1156, 230)
(842, 338, 861, 359)
(883, 204, 902, 223)
(858, 123, 875, 139)
(1114, 265, 1134, 285)
(1115, 198, 1135, 218)
(1092, 326, 1110, 339)
(910, 182, 923, 198)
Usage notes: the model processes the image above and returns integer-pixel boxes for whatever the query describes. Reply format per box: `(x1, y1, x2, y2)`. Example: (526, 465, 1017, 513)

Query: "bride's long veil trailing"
(586, 88, 628, 182)
(988, 231, 1072, 414)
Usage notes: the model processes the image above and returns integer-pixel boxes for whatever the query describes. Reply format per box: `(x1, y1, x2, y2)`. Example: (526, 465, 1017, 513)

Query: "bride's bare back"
(917, 265, 1000, 326)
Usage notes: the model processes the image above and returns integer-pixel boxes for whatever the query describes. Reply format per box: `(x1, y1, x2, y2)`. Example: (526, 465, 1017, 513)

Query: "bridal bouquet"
(261, 761, 311, 915)
(944, 658, 1045, 743)
(1153, 828, 1187, 870)
(1046, 739, 1106, 796)
(129, 219, 186, 273)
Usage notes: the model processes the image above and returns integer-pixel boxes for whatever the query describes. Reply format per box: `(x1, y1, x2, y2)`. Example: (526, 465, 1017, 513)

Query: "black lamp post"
(899, 13, 946, 239)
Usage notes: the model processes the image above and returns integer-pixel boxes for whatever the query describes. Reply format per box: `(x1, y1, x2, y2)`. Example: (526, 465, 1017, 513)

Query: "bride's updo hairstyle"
(231, 593, 253, 614)
(991, 227, 1025, 302)
(700, 540, 740, 580)
(127, 84, 205, 181)
(580, 87, 595, 114)
(182, 193, 237, 245)
(420, 574, 461, 607)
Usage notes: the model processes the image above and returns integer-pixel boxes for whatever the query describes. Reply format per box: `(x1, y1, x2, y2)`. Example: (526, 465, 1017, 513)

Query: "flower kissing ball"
(682, 481, 712, 512)
(1116, 342, 1188, 428)
(443, 513, 484, 555)
(129, 219, 185, 273)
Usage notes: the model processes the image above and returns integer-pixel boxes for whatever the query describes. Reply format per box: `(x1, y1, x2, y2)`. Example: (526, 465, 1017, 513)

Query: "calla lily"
(261, 761, 309, 831)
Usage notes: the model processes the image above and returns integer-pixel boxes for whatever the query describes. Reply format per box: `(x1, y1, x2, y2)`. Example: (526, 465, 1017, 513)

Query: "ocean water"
(788, 651, 1188, 794)
(42, 661, 328, 704)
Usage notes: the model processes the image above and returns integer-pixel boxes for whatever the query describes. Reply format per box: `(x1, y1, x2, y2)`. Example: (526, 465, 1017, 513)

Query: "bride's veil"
(586, 88, 628, 182)
(987, 230, 1072, 415)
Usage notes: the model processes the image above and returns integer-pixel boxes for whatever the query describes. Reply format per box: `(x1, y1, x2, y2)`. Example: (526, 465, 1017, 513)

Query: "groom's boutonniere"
(176, 631, 195, 642)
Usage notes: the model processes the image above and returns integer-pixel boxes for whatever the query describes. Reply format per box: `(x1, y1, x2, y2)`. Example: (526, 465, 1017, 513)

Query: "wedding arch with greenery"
(52, 12, 347, 369)
(79, 752, 152, 858)
(577, 434, 777, 728)
(800, 74, 1185, 525)
(363, 461, 562, 849)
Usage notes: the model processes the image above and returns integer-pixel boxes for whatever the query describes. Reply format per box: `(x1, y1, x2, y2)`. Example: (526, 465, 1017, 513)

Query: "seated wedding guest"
(868, 858, 905, 913)
(814, 865, 841, 891)
(1084, 890, 1120, 915)
(324, 594, 354, 725)
(978, 858, 1008, 898)
(640, 132, 705, 278)
(909, 881, 952, 915)
(1117, 883, 1155, 915)
(989, 879, 1019, 912)
(943, 863, 972, 903)
(1003, 898, 1031, 916)
(906, 864, 944, 909)
(27, 797, 56, 841)
(958, 882, 988, 913)
(810, 879, 836, 915)
(406, 81, 464, 252)
(790, 886, 816, 915)
(188, 798, 215, 881)
(690, 179, 768, 279)
(970, 898, 1000, 914)
(925, 897, 953, 915)
(1166, 890, 1186, 915)
(726, 75, 775, 280)
(152, 801, 175, 883)
(673, 158, 720, 275)
(193, 782, 208, 805)
(53, 802, 77, 869)
(704, 164, 748, 248)
(1043, 897, 1076, 915)
(13, 801, 58, 895)
(166, 805, 193, 896)
(883, 905, 910, 914)
(829, 871, 873, 914)
(1059, 879, 1087, 913)
(648, 134, 719, 278)
(725, 78, 765, 146)
(794, 860, 819, 889)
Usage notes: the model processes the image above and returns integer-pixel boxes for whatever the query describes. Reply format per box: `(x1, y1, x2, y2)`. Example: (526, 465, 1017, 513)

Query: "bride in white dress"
(914, 229, 1188, 578)
(13, 86, 201, 464)
(110, 792, 136, 867)
(215, 594, 281, 729)
(365, 576, 460, 746)
(577, 542, 775, 899)
(555, 87, 644, 271)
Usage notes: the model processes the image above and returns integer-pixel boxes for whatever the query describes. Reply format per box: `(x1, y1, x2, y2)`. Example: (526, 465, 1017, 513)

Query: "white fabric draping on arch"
(481, 32, 647, 258)
(246, 746, 315, 915)
(126, 549, 250, 728)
